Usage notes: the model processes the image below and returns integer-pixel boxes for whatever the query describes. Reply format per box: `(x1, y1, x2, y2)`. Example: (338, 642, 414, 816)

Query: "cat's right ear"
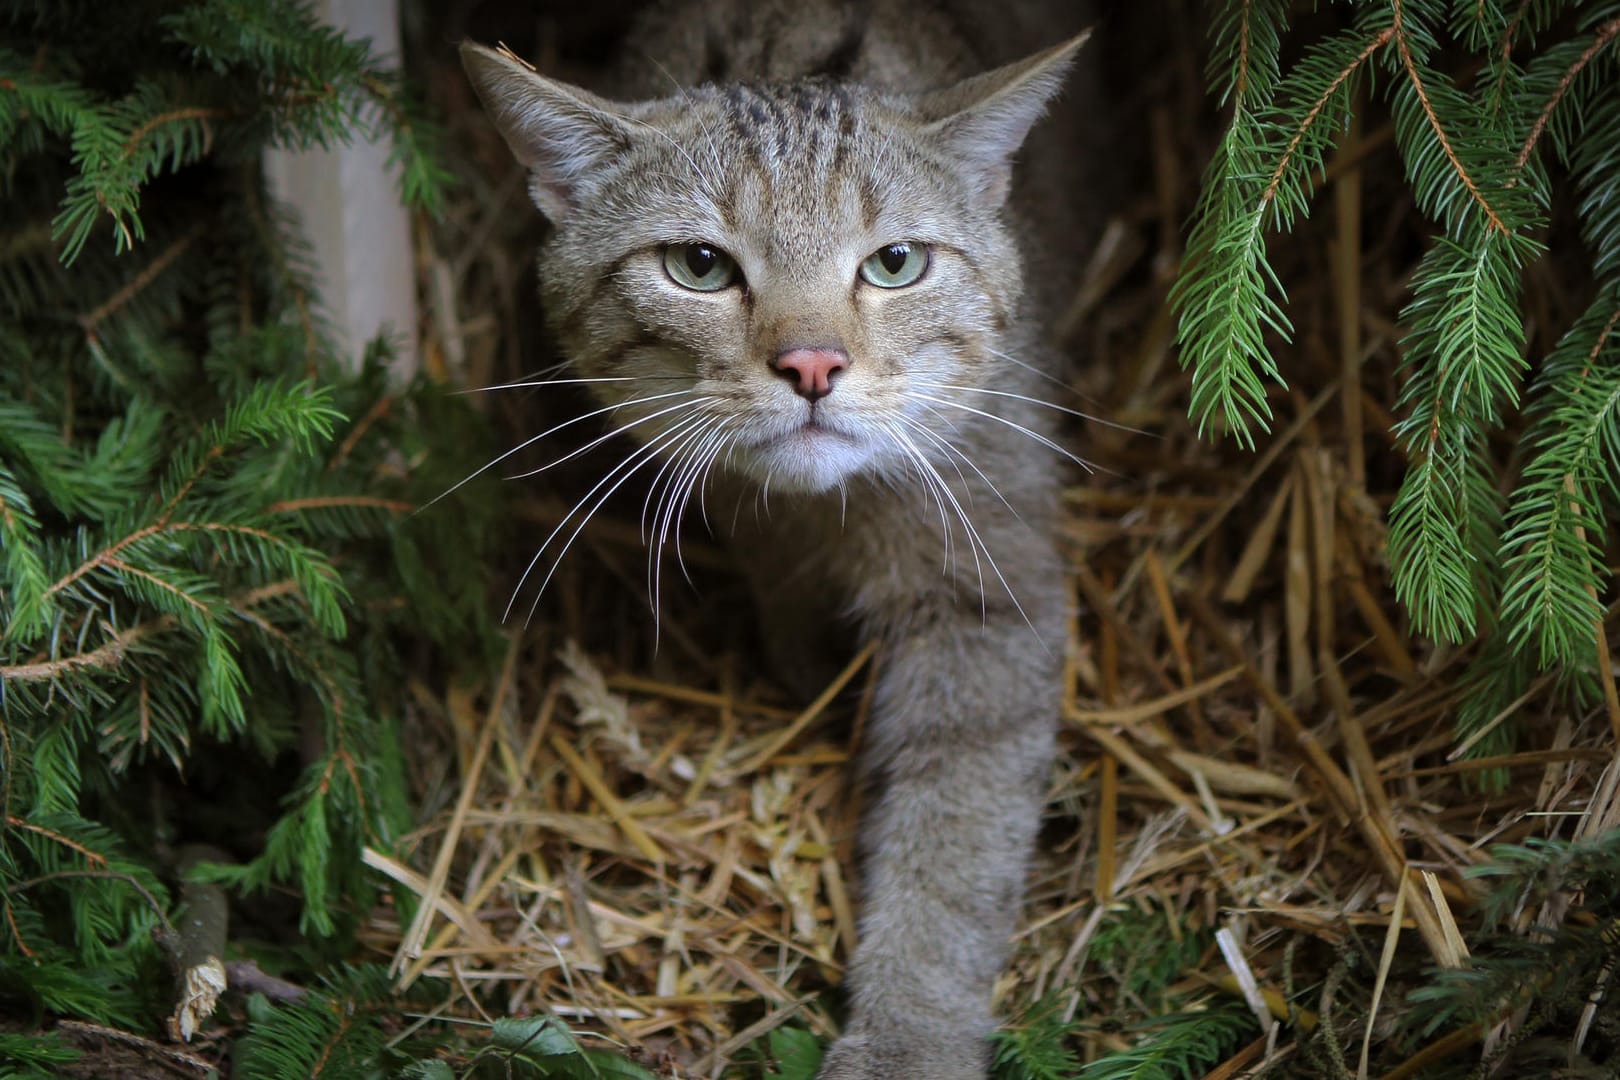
(460, 42, 631, 222)
(915, 30, 1092, 209)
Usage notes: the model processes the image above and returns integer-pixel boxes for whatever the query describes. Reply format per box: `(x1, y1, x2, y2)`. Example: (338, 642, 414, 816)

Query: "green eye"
(663, 242, 739, 291)
(858, 242, 928, 288)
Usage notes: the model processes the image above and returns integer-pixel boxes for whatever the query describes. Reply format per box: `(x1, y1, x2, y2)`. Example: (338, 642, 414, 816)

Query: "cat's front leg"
(819, 594, 1063, 1080)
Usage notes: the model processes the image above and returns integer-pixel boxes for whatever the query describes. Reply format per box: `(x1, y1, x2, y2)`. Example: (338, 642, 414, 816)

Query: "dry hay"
(381, 2, 1620, 1075)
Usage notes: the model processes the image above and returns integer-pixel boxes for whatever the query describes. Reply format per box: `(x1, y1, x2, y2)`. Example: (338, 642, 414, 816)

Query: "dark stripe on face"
(720, 84, 776, 162)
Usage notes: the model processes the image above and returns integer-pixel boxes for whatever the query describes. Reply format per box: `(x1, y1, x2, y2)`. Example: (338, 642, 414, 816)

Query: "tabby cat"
(462, 2, 1099, 1075)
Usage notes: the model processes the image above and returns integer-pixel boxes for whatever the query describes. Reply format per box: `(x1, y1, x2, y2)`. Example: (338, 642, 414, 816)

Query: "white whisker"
(645, 56, 726, 179)
(881, 420, 960, 579)
(506, 395, 714, 480)
(912, 393, 1097, 474)
(897, 414, 1024, 526)
(509, 411, 712, 624)
(983, 346, 1076, 394)
(617, 113, 704, 179)
(669, 422, 730, 559)
(695, 427, 737, 534)
(645, 415, 724, 626)
(454, 375, 676, 395)
(889, 423, 1042, 645)
(641, 413, 716, 545)
(915, 379, 1154, 437)
(659, 419, 732, 599)
(417, 389, 700, 514)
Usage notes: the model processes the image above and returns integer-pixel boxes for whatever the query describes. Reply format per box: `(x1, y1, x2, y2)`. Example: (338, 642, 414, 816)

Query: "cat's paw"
(816, 1032, 987, 1080)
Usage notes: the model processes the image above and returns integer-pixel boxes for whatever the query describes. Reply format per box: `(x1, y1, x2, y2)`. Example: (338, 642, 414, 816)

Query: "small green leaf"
(575, 1048, 658, 1080)
(765, 1027, 823, 1080)
(492, 1016, 578, 1057)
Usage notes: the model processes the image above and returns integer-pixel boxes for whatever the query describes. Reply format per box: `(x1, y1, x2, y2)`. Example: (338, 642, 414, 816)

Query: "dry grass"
(380, 3, 1620, 1075)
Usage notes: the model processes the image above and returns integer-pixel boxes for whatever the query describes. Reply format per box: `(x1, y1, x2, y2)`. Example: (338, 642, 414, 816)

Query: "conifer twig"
(1391, 0, 1508, 234)
(3, 819, 108, 866)
(1514, 15, 1620, 171)
(56, 1019, 212, 1075)
(7, 869, 171, 932)
(267, 495, 413, 515)
(76, 224, 204, 335)
(0, 619, 173, 681)
(1260, 28, 1392, 207)
(44, 521, 295, 601)
(120, 107, 225, 161)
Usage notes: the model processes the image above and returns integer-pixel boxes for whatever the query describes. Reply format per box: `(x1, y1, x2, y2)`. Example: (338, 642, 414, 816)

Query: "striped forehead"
(717, 80, 861, 169)
(705, 81, 876, 272)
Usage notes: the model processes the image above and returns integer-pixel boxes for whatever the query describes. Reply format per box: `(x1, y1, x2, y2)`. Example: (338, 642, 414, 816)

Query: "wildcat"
(462, 2, 1100, 1076)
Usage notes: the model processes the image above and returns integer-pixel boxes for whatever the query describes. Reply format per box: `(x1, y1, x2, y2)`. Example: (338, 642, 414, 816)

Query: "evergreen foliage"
(1403, 830, 1620, 1040)
(989, 998, 1082, 1080)
(235, 964, 444, 1078)
(1176, 0, 1620, 740)
(1072, 1006, 1258, 1080)
(0, 0, 500, 1069)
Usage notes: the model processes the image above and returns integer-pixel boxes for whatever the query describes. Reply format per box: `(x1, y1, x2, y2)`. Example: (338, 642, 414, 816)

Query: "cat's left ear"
(915, 30, 1092, 208)
(460, 41, 634, 222)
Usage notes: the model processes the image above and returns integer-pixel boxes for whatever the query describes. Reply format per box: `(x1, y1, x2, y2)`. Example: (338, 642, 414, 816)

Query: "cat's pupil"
(685, 245, 718, 277)
(879, 244, 910, 274)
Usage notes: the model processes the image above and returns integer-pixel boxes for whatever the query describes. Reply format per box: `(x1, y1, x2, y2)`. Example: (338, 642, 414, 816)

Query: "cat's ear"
(915, 30, 1092, 207)
(460, 42, 633, 221)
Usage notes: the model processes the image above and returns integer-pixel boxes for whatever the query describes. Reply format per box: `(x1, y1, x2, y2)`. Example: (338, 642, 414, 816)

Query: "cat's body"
(462, 4, 1100, 1075)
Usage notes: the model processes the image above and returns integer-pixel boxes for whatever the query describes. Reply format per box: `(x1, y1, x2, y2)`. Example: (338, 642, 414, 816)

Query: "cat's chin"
(731, 424, 876, 494)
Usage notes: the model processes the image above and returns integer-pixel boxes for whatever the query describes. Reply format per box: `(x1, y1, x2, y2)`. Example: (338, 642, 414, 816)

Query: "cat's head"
(462, 37, 1084, 494)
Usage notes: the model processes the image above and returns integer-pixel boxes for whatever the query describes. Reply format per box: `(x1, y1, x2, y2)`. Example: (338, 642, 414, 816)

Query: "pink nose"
(771, 347, 848, 401)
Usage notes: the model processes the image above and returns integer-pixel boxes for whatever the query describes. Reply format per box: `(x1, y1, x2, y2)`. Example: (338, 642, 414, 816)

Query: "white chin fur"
(731, 427, 876, 493)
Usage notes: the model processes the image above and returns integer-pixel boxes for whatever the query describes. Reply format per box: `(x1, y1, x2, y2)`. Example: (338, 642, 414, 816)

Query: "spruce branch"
(1391, 0, 1512, 235)
(1261, 27, 1396, 213)
(1205, 0, 1289, 108)
(0, 620, 173, 683)
(1385, 221, 1534, 640)
(1513, 13, 1620, 170)
(1175, 20, 1390, 445)
(3, 818, 108, 867)
(5, 870, 171, 935)
(76, 224, 205, 339)
(1573, 79, 1620, 279)
(1498, 289, 1620, 666)
(0, 465, 52, 642)
(0, 7, 489, 1045)
(1480, 0, 1530, 120)
(267, 495, 414, 515)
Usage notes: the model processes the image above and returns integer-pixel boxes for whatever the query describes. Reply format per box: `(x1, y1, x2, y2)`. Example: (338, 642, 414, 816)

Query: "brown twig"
(1514, 15, 1620, 171)
(0, 619, 173, 682)
(4, 818, 109, 865)
(267, 495, 414, 515)
(78, 224, 205, 335)
(225, 960, 307, 1002)
(43, 521, 290, 603)
(120, 107, 227, 163)
(1488, 0, 1534, 116)
(7, 869, 172, 934)
(327, 394, 394, 471)
(56, 1019, 213, 1075)
(1392, 0, 1509, 233)
(1259, 28, 1394, 207)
